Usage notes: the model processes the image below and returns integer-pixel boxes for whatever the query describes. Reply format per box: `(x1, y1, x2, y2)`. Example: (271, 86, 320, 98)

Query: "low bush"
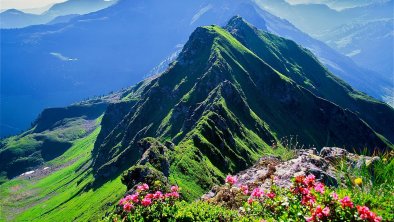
(106, 173, 385, 222)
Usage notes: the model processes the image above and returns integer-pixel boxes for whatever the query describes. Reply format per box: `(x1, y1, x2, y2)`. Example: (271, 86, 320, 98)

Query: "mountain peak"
(226, 15, 249, 27)
(225, 15, 257, 35)
(1, 9, 26, 15)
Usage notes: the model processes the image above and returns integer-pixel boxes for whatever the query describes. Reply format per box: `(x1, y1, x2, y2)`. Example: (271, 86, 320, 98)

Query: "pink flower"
(251, 188, 264, 198)
(165, 192, 180, 199)
(137, 183, 149, 191)
(247, 198, 254, 205)
(130, 194, 139, 203)
(314, 182, 325, 194)
(305, 216, 314, 222)
(123, 203, 133, 212)
(331, 192, 339, 200)
(295, 175, 305, 184)
(315, 205, 325, 219)
(301, 194, 316, 206)
(171, 185, 179, 192)
(124, 195, 133, 201)
(309, 205, 330, 221)
(145, 193, 154, 199)
(322, 207, 330, 216)
(171, 192, 180, 198)
(141, 197, 152, 207)
(300, 187, 310, 195)
(153, 191, 163, 199)
(266, 192, 276, 199)
(225, 175, 237, 185)
(240, 185, 249, 195)
(304, 174, 316, 187)
(357, 206, 382, 222)
(119, 198, 126, 205)
(340, 196, 354, 208)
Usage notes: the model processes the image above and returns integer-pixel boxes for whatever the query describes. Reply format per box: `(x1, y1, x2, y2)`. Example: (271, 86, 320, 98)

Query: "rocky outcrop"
(120, 138, 171, 192)
(203, 147, 381, 200)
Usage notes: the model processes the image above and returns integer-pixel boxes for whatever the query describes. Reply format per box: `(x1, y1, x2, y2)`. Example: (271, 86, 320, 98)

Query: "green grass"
(334, 153, 394, 220)
(0, 127, 125, 222)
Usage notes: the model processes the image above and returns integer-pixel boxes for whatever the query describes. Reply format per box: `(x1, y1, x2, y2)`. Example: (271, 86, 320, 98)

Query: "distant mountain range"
(0, 17, 393, 221)
(285, 0, 389, 10)
(318, 19, 393, 90)
(257, 0, 393, 35)
(256, 0, 394, 105)
(0, 0, 116, 28)
(1, 0, 391, 138)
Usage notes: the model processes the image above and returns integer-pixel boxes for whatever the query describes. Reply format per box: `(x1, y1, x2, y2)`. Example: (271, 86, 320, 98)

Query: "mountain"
(1, 17, 393, 221)
(0, 9, 47, 28)
(285, 0, 388, 10)
(255, 0, 394, 104)
(47, 13, 80, 25)
(318, 19, 394, 92)
(1, 0, 388, 138)
(0, 0, 115, 28)
(256, 0, 393, 35)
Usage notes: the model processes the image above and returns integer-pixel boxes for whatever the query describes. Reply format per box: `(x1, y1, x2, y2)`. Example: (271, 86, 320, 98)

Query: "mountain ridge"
(2, 0, 390, 138)
(90, 21, 392, 182)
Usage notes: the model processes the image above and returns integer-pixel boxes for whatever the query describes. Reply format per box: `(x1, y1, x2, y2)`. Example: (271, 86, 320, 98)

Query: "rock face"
(203, 147, 379, 199)
(120, 138, 171, 192)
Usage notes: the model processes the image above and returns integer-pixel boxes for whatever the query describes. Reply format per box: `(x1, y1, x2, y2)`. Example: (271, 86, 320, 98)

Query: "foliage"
(107, 172, 387, 222)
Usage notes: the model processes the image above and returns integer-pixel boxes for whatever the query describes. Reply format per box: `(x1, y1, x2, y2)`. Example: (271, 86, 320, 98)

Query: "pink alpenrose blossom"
(240, 185, 249, 195)
(266, 192, 276, 199)
(225, 175, 237, 185)
(137, 183, 149, 192)
(251, 188, 264, 198)
(340, 196, 354, 208)
(153, 191, 163, 199)
(314, 182, 325, 194)
(171, 185, 179, 192)
(331, 192, 339, 200)
(123, 203, 134, 212)
(357, 206, 382, 222)
(141, 198, 152, 207)
(130, 194, 139, 203)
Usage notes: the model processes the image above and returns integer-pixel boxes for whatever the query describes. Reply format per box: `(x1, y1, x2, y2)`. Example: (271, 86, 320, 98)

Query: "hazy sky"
(0, 0, 66, 10)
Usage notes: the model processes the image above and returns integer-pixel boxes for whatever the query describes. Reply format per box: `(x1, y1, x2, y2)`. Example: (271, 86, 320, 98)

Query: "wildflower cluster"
(109, 175, 383, 221)
(115, 183, 181, 221)
(222, 174, 383, 221)
(118, 184, 180, 211)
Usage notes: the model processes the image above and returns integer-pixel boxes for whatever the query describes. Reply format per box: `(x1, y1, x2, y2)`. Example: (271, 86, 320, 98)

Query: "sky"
(0, 0, 66, 11)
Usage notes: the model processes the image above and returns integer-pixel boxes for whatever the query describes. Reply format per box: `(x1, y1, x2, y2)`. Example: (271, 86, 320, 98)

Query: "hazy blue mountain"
(256, 0, 393, 35)
(1, 0, 390, 137)
(0, 9, 47, 28)
(286, 0, 388, 10)
(255, 0, 393, 104)
(0, 0, 115, 28)
(47, 14, 80, 25)
(319, 20, 393, 92)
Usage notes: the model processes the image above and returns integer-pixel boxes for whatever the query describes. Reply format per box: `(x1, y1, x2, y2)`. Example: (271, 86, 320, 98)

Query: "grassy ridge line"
(0, 126, 125, 221)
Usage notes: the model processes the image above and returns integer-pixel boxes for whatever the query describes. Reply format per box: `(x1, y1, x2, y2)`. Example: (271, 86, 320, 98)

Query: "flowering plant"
(115, 183, 181, 221)
(109, 175, 383, 221)
(239, 174, 382, 222)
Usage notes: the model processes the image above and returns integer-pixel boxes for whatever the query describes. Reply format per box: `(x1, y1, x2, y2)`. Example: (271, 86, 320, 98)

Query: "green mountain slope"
(225, 16, 394, 143)
(92, 21, 392, 192)
(0, 17, 393, 221)
(0, 102, 107, 182)
(0, 127, 126, 221)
